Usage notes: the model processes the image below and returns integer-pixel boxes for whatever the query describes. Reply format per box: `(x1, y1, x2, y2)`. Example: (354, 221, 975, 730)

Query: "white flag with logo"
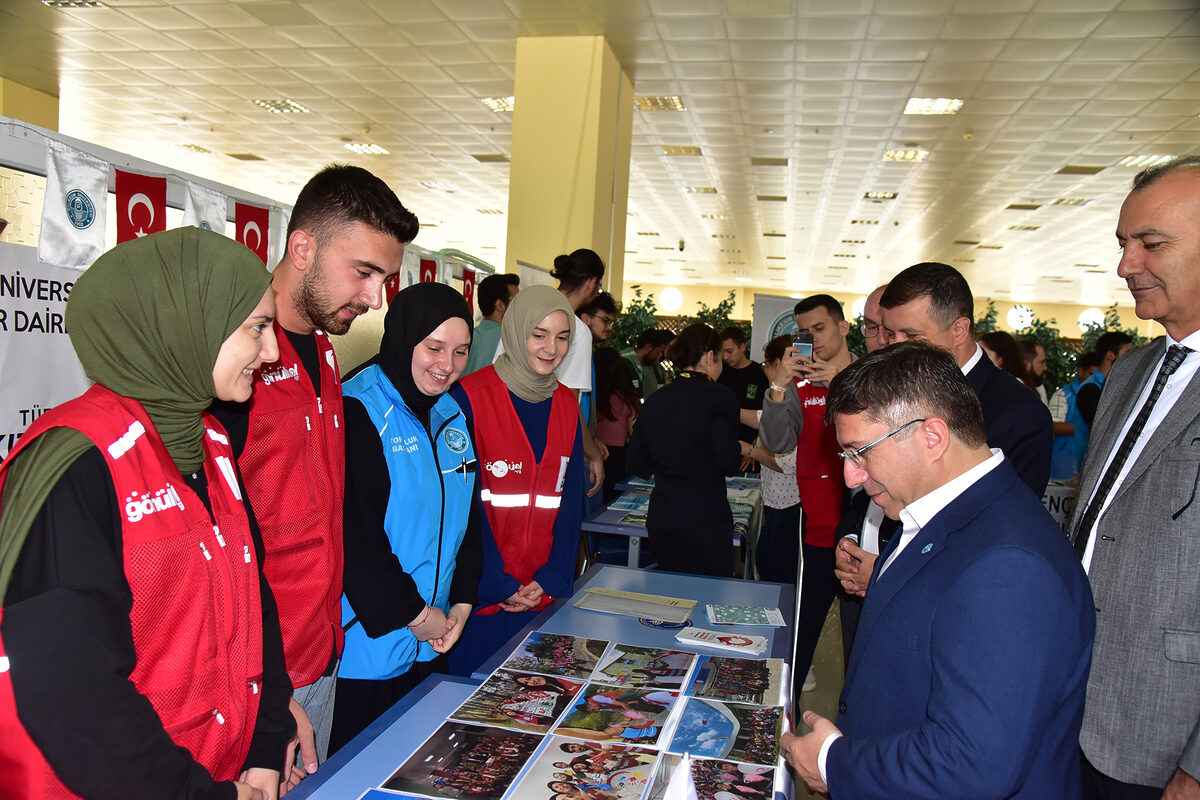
(269, 205, 290, 271)
(663, 752, 699, 800)
(182, 181, 228, 233)
(39, 141, 109, 270)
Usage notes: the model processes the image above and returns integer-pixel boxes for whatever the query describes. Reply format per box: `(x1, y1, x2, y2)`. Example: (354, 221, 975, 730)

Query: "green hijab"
(493, 284, 574, 403)
(0, 227, 271, 595)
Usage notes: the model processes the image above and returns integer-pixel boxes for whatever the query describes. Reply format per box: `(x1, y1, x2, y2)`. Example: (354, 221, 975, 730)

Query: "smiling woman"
(333, 282, 481, 753)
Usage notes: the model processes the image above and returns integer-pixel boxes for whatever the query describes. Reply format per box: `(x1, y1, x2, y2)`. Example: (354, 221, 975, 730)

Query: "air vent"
(1006, 203, 1041, 211)
(635, 96, 686, 112)
(977, 244, 1003, 250)
(751, 157, 788, 167)
(663, 145, 703, 156)
(864, 191, 897, 200)
(1008, 225, 1040, 231)
(687, 186, 718, 194)
(177, 144, 211, 153)
(757, 195, 787, 202)
(476, 208, 504, 215)
(227, 153, 266, 161)
(251, 99, 309, 114)
(953, 239, 981, 245)
(472, 154, 510, 163)
(1056, 165, 1105, 175)
(1050, 198, 1090, 206)
(851, 219, 879, 225)
(763, 232, 786, 237)
(637, 231, 661, 236)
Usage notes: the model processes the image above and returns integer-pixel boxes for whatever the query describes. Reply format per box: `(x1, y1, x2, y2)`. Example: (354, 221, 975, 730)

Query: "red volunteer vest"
(0, 386, 263, 797)
(460, 367, 577, 615)
(240, 324, 345, 688)
(793, 380, 844, 548)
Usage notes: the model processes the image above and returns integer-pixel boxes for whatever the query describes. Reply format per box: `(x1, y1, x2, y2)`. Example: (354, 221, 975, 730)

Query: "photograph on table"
(357, 791, 428, 800)
(554, 685, 679, 746)
(591, 644, 697, 689)
(381, 721, 542, 800)
(619, 512, 647, 526)
(500, 632, 611, 680)
(668, 699, 782, 766)
(647, 755, 776, 800)
(449, 669, 585, 733)
(512, 735, 660, 800)
(685, 657, 784, 705)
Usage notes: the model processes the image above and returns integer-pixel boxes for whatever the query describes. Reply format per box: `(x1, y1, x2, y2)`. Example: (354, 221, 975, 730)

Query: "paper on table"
(574, 587, 697, 624)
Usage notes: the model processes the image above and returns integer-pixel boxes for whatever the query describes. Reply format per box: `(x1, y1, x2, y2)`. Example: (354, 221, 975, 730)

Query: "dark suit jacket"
(967, 353, 1053, 495)
(1072, 338, 1200, 786)
(826, 459, 1094, 798)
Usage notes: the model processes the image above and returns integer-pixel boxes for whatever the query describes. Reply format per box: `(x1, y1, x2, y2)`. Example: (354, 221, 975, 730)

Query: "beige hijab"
(492, 284, 574, 403)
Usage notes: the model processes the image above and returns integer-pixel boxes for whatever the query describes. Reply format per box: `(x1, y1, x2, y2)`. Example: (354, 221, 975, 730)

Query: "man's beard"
(293, 257, 368, 335)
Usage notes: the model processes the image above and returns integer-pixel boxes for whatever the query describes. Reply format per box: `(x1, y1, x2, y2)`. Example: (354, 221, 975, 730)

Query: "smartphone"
(792, 331, 814, 361)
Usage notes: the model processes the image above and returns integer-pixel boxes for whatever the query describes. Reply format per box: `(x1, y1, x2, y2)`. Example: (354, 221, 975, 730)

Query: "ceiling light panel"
(662, 145, 703, 156)
(344, 143, 388, 155)
(251, 99, 310, 113)
(904, 97, 965, 115)
(635, 96, 687, 112)
(882, 149, 928, 162)
(480, 96, 515, 112)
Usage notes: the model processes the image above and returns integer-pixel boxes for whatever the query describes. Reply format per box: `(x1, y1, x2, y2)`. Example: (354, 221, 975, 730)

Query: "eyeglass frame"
(837, 418, 927, 466)
(859, 320, 881, 337)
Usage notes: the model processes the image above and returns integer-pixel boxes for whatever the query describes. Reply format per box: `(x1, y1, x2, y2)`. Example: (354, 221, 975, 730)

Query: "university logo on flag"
(420, 258, 437, 283)
(39, 141, 109, 270)
(182, 181, 227, 233)
(462, 267, 476, 309)
(115, 169, 167, 243)
(235, 202, 270, 264)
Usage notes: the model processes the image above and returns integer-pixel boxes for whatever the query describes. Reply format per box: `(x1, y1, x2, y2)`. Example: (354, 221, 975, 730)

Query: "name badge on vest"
(556, 456, 570, 492)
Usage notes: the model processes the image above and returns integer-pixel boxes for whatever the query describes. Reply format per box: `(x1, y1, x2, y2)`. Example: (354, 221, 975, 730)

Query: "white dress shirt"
(817, 447, 1005, 783)
(961, 343, 984, 376)
(1080, 331, 1200, 572)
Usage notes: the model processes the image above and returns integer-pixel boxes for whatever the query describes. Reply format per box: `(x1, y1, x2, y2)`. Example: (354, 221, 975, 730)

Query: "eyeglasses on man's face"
(838, 418, 926, 467)
(860, 321, 880, 337)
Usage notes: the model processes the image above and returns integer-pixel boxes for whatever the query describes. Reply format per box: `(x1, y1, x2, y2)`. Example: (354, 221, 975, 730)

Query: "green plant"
(692, 290, 737, 332)
(975, 299, 999, 335)
(1080, 303, 1150, 352)
(847, 315, 867, 358)
(610, 285, 658, 350)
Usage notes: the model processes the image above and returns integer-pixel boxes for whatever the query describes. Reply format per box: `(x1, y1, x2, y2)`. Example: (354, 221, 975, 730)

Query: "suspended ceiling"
(1, 0, 1198, 306)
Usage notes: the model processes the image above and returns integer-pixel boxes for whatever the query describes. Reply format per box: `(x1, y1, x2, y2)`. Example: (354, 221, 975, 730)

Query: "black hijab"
(378, 282, 473, 425)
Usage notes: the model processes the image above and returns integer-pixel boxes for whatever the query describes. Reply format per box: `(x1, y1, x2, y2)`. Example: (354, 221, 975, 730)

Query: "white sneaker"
(802, 667, 816, 692)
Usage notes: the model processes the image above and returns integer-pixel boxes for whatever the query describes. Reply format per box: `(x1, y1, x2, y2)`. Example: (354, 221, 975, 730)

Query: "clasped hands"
(408, 602, 472, 653)
(500, 580, 545, 613)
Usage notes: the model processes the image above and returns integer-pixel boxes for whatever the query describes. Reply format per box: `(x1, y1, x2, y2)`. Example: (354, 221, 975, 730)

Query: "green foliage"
(692, 290, 738, 333)
(847, 315, 867, 359)
(975, 299, 999, 335)
(1080, 303, 1150, 352)
(610, 285, 658, 350)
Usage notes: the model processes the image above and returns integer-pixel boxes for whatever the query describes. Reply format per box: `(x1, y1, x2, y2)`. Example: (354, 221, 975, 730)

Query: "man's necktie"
(1073, 344, 1190, 557)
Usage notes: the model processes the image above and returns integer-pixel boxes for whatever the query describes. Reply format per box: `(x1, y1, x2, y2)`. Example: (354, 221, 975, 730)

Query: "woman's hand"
(429, 603, 473, 653)
(408, 605, 448, 641)
(236, 768, 281, 800)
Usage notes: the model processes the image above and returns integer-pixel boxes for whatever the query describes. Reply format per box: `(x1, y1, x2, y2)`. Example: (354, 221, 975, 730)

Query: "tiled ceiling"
(2, 0, 1198, 305)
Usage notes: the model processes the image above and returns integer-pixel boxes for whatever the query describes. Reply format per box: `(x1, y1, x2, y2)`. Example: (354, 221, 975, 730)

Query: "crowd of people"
(1, 153, 1197, 800)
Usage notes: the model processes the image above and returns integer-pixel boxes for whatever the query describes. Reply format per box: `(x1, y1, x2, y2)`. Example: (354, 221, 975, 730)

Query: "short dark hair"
(1078, 350, 1102, 370)
(477, 273, 519, 316)
(794, 294, 845, 322)
(1094, 331, 1133, 360)
(763, 334, 791, 364)
(826, 340, 987, 448)
(288, 164, 419, 247)
(652, 329, 676, 347)
(579, 291, 617, 318)
(635, 329, 659, 349)
(1131, 154, 1200, 192)
(980, 331, 1028, 382)
(880, 262, 974, 331)
(551, 248, 606, 292)
(667, 323, 722, 369)
(1018, 338, 1042, 362)
(719, 326, 747, 346)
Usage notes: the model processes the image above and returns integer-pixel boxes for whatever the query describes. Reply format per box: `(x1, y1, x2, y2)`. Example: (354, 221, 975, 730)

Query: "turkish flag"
(235, 202, 270, 265)
(462, 268, 476, 310)
(115, 169, 166, 244)
(420, 258, 437, 283)
(384, 273, 401, 305)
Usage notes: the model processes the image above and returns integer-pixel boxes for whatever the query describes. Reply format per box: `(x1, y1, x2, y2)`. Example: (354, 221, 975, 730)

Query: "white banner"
(39, 141, 109, 270)
(0, 242, 90, 462)
(181, 181, 228, 233)
(269, 205, 290, 270)
(750, 293, 797, 361)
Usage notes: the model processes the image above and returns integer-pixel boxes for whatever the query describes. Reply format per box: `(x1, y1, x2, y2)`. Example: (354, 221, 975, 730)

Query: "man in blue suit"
(782, 341, 1094, 798)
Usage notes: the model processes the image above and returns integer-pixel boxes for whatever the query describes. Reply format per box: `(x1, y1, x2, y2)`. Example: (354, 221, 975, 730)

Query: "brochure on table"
(363, 632, 788, 800)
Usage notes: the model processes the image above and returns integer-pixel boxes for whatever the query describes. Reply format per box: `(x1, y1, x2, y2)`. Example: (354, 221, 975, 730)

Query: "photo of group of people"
(383, 722, 542, 800)
(500, 632, 611, 680)
(515, 737, 659, 800)
(450, 670, 585, 734)
(648, 755, 777, 800)
(669, 699, 782, 766)
(686, 657, 784, 705)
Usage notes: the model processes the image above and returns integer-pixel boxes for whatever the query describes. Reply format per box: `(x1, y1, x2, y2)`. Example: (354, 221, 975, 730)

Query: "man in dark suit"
(1071, 155, 1200, 799)
(834, 262, 1055, 618)
(782, 341, 1094, 798)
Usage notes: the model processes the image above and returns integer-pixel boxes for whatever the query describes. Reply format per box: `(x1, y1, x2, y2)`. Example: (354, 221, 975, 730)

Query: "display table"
(291, 564, 795, 800)
(474, 564, 795, 680)
(584, 476, 764, 577)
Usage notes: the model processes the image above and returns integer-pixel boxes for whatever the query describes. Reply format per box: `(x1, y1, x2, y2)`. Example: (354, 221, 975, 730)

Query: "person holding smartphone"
(758, 294, 854, 703)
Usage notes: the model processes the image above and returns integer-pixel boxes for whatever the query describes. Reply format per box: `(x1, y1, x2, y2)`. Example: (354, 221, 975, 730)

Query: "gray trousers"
(292, 666, 338, 764)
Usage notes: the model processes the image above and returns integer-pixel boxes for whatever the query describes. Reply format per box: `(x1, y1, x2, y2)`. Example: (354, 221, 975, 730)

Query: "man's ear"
(839, 319, 850, 338)
(285, 228, 316, 271)
(921, 417, 953, 463)
(950, 316, 973, 347)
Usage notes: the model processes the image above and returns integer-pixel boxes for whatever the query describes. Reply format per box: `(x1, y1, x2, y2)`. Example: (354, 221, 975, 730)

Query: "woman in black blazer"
(627, 323, 743, 576)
